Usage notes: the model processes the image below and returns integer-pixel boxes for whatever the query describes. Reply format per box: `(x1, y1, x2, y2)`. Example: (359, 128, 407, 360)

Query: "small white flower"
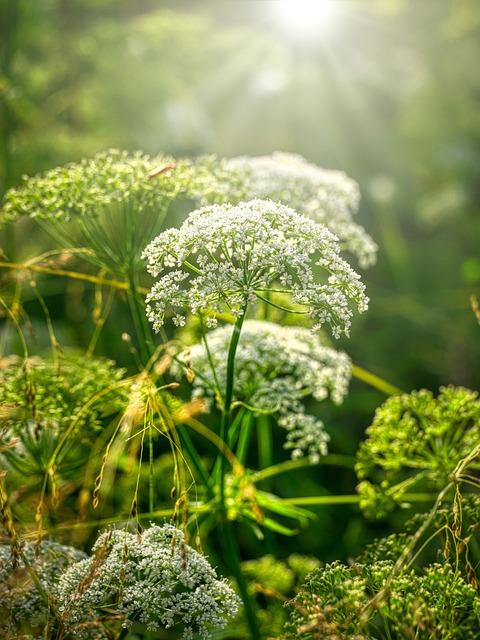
(205, 316, 218, 329)
(173, 313, 186, 327)
(143, 199, 368, 338)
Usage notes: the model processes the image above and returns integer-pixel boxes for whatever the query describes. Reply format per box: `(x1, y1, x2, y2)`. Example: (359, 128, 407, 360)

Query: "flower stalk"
(212, 303, 261, 639)
(219, 306, 247, 505)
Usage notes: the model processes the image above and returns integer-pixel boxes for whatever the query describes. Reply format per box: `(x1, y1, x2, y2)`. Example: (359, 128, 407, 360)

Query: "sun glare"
(273, 0, 341, 36)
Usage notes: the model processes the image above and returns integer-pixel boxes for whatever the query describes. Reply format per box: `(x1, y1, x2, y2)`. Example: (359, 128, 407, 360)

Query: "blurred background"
(1, 0, 480, 563)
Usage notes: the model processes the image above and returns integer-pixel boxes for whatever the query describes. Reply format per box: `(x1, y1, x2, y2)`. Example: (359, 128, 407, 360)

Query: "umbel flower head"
(143, 199, 368, 338)
(1, 149, 179, 223)
(358, 494, 480, 570)
(196, 152, 378, 268)
(285, 500, 480, 639)
(57, 524, 240, 639)
(173, 320, 352, 462)
(0, 352, 128, 476)
(0, 539, 87, 639)
(356, 386, 480, 519)
(0, 149, 191, 272)
(285, 560, 480, 640)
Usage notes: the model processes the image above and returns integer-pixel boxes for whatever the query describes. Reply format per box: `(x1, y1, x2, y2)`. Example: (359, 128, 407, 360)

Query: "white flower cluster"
(57, 524, 240, 639)
(174, 320, 352, 462)
(0, 540, 87, 638)
(200, 152, 377, 269)
(143, 199, 368, 338)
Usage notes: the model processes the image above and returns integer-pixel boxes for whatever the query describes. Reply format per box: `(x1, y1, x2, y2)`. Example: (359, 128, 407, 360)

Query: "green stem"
(211, 408, 246, 486)
(253, 454, 355, 482)
(227, 407, 247, 447)
(149, 423, 154, 513)
(222, 521, 261, 640)
(351, 364, 402, 396)
(217, 306, 261, 639)
(257, 414, 272, 470)
(219, 309, 247, 504)
(281, 492, 437, 506)
(126, 270, 154, 366)
(179, 426, 212, 491)
(236, 411, 254, 465)
(255, 413, 277, 552)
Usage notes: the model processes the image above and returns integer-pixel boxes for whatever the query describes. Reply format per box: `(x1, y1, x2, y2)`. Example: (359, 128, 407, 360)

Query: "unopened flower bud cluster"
(0, 149, 184, 223)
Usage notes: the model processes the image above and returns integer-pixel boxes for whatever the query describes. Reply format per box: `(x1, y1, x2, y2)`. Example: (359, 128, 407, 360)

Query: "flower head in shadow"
(174, 320, 352, 462)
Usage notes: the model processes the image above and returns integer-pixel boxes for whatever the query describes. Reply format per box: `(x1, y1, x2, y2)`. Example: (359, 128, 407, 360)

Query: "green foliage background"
(1, 0, 480, 569)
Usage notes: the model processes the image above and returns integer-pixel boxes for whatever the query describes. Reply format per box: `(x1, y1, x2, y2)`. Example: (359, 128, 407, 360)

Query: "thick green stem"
(257, 414, 272, 470)
(256, 415, 276, 552)
(236, 411, 254, 465)
(219, 309, 247, 504)
(217, 306, 261, 639)
(211, 408, 246, 486)
(222, 521, 261, 640)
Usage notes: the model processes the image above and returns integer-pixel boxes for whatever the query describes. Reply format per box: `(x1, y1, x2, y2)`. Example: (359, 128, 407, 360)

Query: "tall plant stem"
(351, 364, 402, 396)
(126, 269, 154, 366)
(257, 414, 272, 470)
(256, 413, 276, 552)
(217, 306, 261, 640)
(222, 521, 261, 640)
(148, 422, 154, 513)
(236, 411, 254, 465)
(219, 309, 247, 504)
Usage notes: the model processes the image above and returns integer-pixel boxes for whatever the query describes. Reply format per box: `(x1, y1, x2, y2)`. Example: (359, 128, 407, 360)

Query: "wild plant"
(0, 149, 477, 640)
(285, 391, 480, 639)
(284, 497, 480, 639)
